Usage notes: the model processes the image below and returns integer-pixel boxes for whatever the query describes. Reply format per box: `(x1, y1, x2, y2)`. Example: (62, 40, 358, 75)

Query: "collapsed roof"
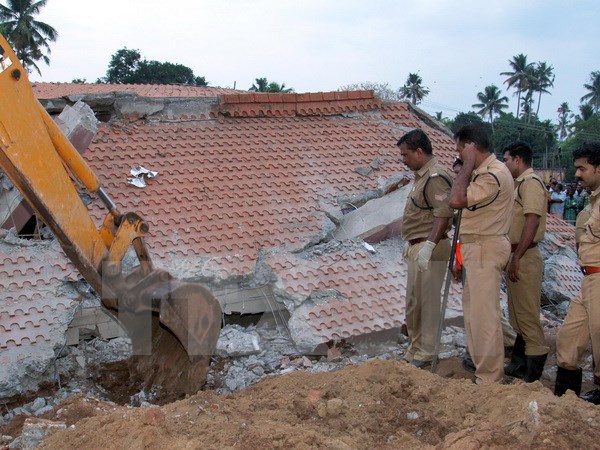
(0, 82, 582, 398)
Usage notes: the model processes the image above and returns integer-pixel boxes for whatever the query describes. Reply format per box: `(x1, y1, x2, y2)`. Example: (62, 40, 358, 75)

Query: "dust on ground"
(2, 324, 598, 449)
(27, 358, 598, 450)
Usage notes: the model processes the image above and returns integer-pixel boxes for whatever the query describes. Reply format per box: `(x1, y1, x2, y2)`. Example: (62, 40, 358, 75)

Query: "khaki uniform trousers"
(506, 246, 549, 355)
(462, 235, 511, 383)
(556, 273, 600, 384)
(403, 239, 451, 362)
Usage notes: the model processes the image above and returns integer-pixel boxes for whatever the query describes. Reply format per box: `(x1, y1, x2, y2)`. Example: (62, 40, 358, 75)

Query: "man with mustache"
(554, 142, 600, 404)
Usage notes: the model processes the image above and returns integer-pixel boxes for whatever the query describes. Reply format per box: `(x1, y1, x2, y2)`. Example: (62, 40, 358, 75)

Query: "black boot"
(504, 334, 526, 378)
(554, 366, 582, 396)
(523, 353, 548, 382)
(580, 389, 600, 405)
(462, 350, 476, 373)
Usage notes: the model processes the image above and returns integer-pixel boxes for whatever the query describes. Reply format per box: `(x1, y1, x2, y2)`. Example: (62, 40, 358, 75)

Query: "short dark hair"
(396, 129, 432, 155)
(503, 141, 533, 166)
(556, 183, 563, 190)
(453, 124, 490, 151)
(572, 141, 600, 166)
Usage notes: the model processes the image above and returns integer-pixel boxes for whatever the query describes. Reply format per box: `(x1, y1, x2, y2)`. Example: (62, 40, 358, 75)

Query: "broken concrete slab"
(66, 307, 126, 345)
(0, 233, 85, 399)
(14, 418, 66, 449)
(54, 101, 99, 153)
(334, 181, 412, 243)
(287, 290, 349, 354)
(540, 231, 582, 303)
(216, 325, 261, 358)
(114, 96, 220, 120)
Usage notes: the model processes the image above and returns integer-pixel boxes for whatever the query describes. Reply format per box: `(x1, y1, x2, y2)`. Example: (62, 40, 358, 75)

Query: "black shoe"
(523, 353, 548, 383)
(580, 389, 600, 405)
(505, 360, 526, 378)
(554, 366, 582, 397)
(410, 359, 431, 369)
(504, 334, 526, 379)
(462, 352, 476, 373)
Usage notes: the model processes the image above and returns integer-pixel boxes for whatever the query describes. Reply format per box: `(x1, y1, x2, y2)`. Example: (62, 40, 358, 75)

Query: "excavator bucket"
(117, 279, 222, 402)
(0, 35, 222, 401)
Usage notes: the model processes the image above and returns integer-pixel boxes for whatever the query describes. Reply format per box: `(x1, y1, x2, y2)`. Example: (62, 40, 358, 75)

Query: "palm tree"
(576, 103, 595, 122)
(249, 77, 269, 92)
(520, 92, 535, 122)
(532, 62, 555, 117)
(0, 0, 57, 75)
(472, 84, 509, 130)
(581, 71, 600, 112)
(266, 81, 293, 93)
(556, 102, 572, 141)
(399, 73, 430, 105)
(500, 54, 535, 119)
(249, 77, 293, 93)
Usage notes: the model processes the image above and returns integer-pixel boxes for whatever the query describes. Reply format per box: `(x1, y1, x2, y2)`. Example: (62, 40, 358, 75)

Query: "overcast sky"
(26, 0, 599, 122)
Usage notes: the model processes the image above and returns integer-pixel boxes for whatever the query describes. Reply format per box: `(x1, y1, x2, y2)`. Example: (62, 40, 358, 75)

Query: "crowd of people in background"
(546, 178, 592, 225)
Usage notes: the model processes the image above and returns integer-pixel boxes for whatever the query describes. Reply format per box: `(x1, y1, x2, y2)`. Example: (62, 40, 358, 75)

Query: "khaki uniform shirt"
(401, 157, 453, 241)
(460, 153, 515, 236)
(579, 186, 600, 267)
(508, 168, 547, 244)
(576, 204, 591, 244)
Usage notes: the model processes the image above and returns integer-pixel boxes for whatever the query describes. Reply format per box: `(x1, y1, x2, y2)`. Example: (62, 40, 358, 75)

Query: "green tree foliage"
(472, 84, 509, 130)
(0, 0, 57, 75)
(399, 73, 430, 105)
(133, 60, 197, 85)
(520, 92, 535, 123)
(104, 48, 141, 83)
(102, 48, 208, 85)
(492, 113, 556, 167)
(556, 102, 573, 141)
(194, 76, 208, 86)
(532, 62, 554, 117)
(249, 77, 293, 93)
(249, 77, 268, 92)
(501, 54, 535, 119)
(560, 113, 600, 180)
(581, 71, 600, 112)
(448, 112, 492, 136)
(576, 103, 595, 122)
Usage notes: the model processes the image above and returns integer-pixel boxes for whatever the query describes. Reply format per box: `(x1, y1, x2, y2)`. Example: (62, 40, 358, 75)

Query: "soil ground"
(2, 349, 598, 449)
(2, 325, 598, 449)
(33, 357, 599, 450)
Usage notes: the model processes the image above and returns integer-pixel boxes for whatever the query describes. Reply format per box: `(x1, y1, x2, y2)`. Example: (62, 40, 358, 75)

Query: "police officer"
(398, 129, 453, 368)
(502, 142, 549, 382)
(449, 124, 515, 384)
(554, 142, 600, 404)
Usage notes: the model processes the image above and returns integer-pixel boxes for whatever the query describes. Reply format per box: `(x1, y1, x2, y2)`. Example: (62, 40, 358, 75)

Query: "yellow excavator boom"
(0, 35, 221, 402)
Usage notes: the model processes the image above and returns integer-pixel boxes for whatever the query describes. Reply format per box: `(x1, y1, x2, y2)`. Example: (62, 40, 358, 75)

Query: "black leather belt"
(510, 242, 537, 253)
(408, 234, 448, 246)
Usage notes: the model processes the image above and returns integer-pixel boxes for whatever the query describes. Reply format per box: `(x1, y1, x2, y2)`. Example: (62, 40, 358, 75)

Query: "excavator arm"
(0, 35, 221, 401)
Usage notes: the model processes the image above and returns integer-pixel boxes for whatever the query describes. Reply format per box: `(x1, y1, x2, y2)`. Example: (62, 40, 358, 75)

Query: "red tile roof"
(545, 214, 576, 249)
(0, 83, 581, 356)
(80, 96, 456, 343)
(0, 240, 79, 350)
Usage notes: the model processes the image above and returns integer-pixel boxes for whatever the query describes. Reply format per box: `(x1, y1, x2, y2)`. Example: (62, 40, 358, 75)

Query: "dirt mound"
(38, 359, 598, 449)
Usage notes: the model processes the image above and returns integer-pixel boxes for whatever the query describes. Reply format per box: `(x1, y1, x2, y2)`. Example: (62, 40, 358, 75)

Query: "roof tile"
(2, 84, 583, 356)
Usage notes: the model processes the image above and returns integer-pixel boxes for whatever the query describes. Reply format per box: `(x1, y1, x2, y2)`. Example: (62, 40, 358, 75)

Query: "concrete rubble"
(0, 174, 583, 406)
(0, 96, 588, 447)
